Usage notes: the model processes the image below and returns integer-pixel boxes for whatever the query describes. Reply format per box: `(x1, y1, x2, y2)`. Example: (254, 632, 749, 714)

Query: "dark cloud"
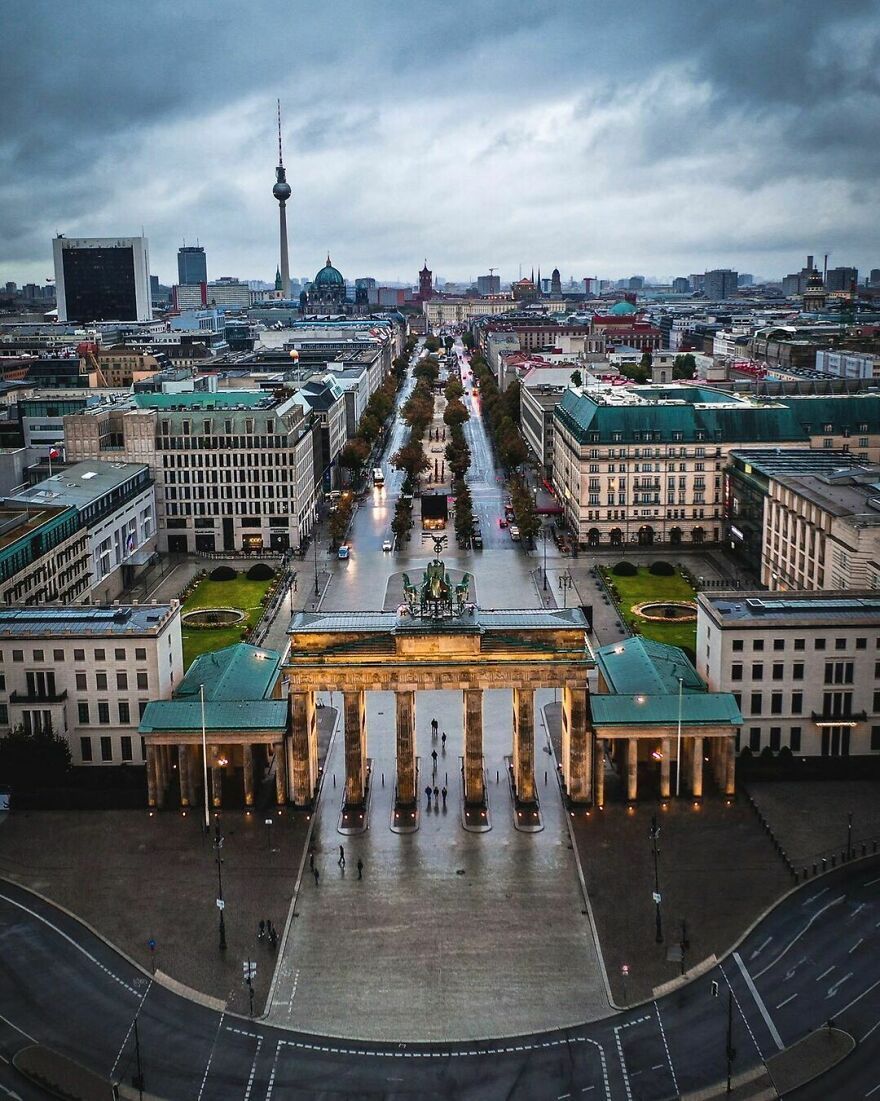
(1, 0, 879, 284)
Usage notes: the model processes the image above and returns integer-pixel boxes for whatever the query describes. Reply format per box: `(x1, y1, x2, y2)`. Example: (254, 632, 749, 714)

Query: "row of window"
(75, 671, 150, 692)
(80, 734, 144, 762)
(738, 725, 880, 754)
(0, 646, 149, 663)
(730, 636, 872, 654)
(77, 699, 148, 725)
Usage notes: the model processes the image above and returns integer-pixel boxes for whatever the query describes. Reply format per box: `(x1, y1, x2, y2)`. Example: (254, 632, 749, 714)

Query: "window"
(771, 692, 783, 715)
(118, 701, 130, 724)
(769, 727, 781, 752)
(749, 727, 761, 751)
(100, 736, 112, 762)
(773, 639, 785, 651)
(138, 700, 148, 719)
(12, 650, 22, 663)
(732, 692, 742, 709)
(115, 648, 125, 661)
(874, 690, 880, 712)
(80, 736, 93, 762)
(731, 663, 743, 681)
(873, 726, 880, 752)
(0, 704, 6, 724)
(856, 638, 867, 650)
(74, 649, 85, 661)
(32, 649, 43, 662)
(792, 663, 804, 680)
(835, 638, 847, 651)
(96, 672, 107, 691)
(78, 702, 89, 724)
(98, 701, 110, 724)
(752, 663, 764, 680)
(53, 649, 64, 661)
(121, 735, 133, 761)
(751, 692, 762, 715)
(136, 672, 148, 690)
(76, 673, 87, 690)
(732, 639, 743, 652)
(790, 727, 802, 752)
(116, 672, 128, 691)
(814, 638, 826, 650)
(135, 648, 147, 661)
(794, 639, 805, 651)
(791, 692, 803, 714)
(772, 663, 784, 680)
(94, 649, 105, 661)
(825, 661, 854, 684)
(752, 639, 764, 651)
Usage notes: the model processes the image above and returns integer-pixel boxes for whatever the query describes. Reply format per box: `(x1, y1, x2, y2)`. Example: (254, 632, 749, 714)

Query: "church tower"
(419, 260, 433, 301)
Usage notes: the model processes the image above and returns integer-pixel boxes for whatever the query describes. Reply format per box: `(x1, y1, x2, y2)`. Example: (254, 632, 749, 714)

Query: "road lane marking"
(776, 994, 798, 1009)
(109, 977, 154, 1078)
(866, 1083, 880, 1098)
(0, 893, 139, 997)
(836, 977, 880, 1018)
(195, 1010, 225, 1101)
(784, 956, 807, 981)
(243, 1037, 262, 1101)
(849, 903, 866, 920)
(850, 938, 864, 954)
(862, 1017, 880, 1042)
(864, 876, 880, 887)
(826, 973, 853, 999)
(753, 895, 845, 980)
(733, 952, 784, 1052)
(653, 1001, 678, 1096)
(802, 887, 830, 905)
(0, 1084, 22, 1100)
(749, 936, 773, 960)
(817, 966, 835, 981)
(264, 1037, 282, 1100)
(612, 1027, 633, 1101)
(0, 1014, 35, 1044)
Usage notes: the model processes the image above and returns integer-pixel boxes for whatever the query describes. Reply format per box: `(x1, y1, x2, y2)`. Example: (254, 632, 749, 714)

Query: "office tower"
(177, 245, 207, 285)
(52, 235, 152, 322)
(826, 266, 858, 292)
(703, 269, 738, 300)
(477, 274, 501, 296)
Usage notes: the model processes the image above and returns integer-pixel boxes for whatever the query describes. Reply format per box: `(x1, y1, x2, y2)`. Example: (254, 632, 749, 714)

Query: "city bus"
(372, 467, 385, 488)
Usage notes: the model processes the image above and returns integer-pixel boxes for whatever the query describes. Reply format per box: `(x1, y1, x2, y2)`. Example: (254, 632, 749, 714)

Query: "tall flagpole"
(675, 676, 683, 797)
(200, 684, 210, 829)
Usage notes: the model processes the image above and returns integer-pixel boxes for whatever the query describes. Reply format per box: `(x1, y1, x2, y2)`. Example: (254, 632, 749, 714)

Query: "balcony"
(810, 711, 865, 727)
(9, 689, 68, 704)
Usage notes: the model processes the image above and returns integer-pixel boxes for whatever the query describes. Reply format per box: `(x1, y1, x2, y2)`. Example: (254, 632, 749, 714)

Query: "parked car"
(499, 517, 508, 529)
(338, 545, 350, 559)
(471, 533, 483, 549)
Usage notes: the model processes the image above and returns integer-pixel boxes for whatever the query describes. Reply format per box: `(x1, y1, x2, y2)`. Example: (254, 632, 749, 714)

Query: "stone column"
(156, 744, 167, 807)
(146, 745, 158, 808)
(395, 689, 417, 806)
(343, 689, 367, 807)
(288, 691, 318, 806)
(562, 684, 591, 803)
(594, 739, 605, 807)
(627, 738, 638, 802)
(242, 743, 254, 807)
(724, 735, 736, 796)
(512, 687, 536, 803)
(178, 743, 190, 807)
(691, 735, 703, 799)
(463, 688, 484, 805)
(660, 737, 671, 799)
(211, 763, 223, 809)
(274, 741, 287, 805)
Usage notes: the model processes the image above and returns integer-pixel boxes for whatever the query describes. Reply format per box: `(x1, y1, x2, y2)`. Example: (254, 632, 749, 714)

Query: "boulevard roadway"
(0, 858, 878, 1098)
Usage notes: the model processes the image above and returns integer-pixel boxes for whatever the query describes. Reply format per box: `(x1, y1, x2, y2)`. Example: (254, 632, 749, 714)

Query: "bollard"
(333, 774, 336, 788)
(382, 772, 385, 787)
(831, 855, 836, 867)
(862, 843, 866, 857)
(803, 868, 808, 881)
(496, 770, 499, 783)
(822, 858, 827, 872)
(544, 770, 547, 785)
(813, 863, 817, 876)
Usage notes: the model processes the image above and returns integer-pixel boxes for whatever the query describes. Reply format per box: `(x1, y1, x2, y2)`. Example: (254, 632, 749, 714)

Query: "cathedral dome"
(314, 256, 344, 287)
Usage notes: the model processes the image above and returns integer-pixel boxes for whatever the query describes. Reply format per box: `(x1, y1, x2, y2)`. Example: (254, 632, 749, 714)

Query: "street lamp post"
(313, 514, 320, 597)
(265, 817, 273, 852)
(214, 823, 227, 952)
(557, 573, 573, 608)
(675, 676, 684, 797)
(650, 815, 663, 943)
(541, 526, 548, 591)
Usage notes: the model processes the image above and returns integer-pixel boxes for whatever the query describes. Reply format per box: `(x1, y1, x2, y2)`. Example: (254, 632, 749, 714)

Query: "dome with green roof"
(314, 256, 345, 287)
(610, 300, 637, 315)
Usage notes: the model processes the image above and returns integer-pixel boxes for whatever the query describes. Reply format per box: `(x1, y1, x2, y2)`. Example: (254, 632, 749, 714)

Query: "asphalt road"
(1, 857, 878, 1099)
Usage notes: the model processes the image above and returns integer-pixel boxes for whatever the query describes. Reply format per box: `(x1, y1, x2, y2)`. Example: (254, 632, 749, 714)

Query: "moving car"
(338, 545, 350, 559)
(509, 525, 521, 541)
(471, 532, 483, 549)
(382, 539, 393, 552)
(498, 517, 508, 529)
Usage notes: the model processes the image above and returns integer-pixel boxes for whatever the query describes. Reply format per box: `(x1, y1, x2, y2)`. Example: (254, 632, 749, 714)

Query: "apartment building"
(0, 503, 90, 605)
(697, 591, 880, 759)
(553, 388, 880, 548)
(63, 390, 316, 554)
(0, 603, 182, 766)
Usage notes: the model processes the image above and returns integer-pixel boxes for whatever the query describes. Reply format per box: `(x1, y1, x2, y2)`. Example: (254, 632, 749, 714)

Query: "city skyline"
(2, 1, 879, 287)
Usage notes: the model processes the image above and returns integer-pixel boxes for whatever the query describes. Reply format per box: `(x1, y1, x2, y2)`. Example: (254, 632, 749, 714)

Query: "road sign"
(243, 961, 257, 981)
(216, 899, 225, 910)
(652, 891, 662, 904)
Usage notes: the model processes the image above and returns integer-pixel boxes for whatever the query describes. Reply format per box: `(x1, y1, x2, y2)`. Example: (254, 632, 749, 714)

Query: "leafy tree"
(425, 335, 441, 353)
(339, 438, 370, 481)
(443, 336, 454, 352)
(673, 353, 696, 379)
(618, 362, 649, 384)
(570, 369, 583, 388)
(328, 494, 354, 547)
(391, 498, 413, 540)
(357, 413, 382, 445)
(510, 476, 540, 543)
(462, 332, 475, 350)
(639, 351, 654, 372)
(454, 482, 474, 544)
(414, 356, 440, 385)
(443, 398, 470, 428)
(501, 379, 521, 425)
(0, 722, 71, 790)
(444, 378, 464, 401)
(391, 441, 429, 484)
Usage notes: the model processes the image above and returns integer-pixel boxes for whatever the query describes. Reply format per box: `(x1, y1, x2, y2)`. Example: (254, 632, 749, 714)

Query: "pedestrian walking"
(441, 786, 447, 808)
(357, 858, 364, 880)
(309, 850, 315, 871)
(269, 926, 278, 949)
(433, 785, 439, 806)
(313, 866, 320, 886)
(431, 717, 438, 740)
(441, 731, 447, 752)
(431, 748, 438, 774)
(425, 784, 433, 806)
(258, 920, 265, 941)
(338, 845, 346, 868)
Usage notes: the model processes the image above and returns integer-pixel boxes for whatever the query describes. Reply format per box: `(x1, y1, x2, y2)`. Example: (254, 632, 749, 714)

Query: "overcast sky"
(2, 0, 879, 288)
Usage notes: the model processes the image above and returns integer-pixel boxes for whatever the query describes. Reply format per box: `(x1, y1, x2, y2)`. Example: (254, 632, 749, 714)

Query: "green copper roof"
(590, 693, 742, 727)
(597, 637, 703, 695)
(175, 644, 282, 702)
(139, 699, 286, 733)
(133, 391, 273, 409)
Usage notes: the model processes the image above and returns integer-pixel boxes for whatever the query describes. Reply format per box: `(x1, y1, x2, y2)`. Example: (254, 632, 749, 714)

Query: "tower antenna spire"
(277, 99, 283, 165)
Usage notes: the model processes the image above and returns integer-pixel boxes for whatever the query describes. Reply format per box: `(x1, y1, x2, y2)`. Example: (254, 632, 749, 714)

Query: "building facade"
(0, 603, 182, 767)
(177, 246, 207, 286)
(0, 504, 91, 606)
(698, 591, 880, 759)
(53, 236, 152, 323)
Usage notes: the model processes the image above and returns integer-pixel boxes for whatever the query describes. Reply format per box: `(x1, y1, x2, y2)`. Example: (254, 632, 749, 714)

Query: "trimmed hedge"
(210, 566, 238, 581)
(612, 561, 637, 576)
(246, 562, 275, 581)
(649, 560, 675, 576)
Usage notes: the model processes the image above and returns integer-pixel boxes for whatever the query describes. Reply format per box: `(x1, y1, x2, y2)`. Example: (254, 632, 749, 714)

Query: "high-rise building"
(551, 268, 562, 295)
(672, 277, 690, 293)
(53, 235, 152, 322)
(826, 266, 858, 292)
(737, 273, 754, 287)
(477, 274, 501, 296)
(627, 275, 644, 291)
(703, 269, 738, 300)
(177, 245, 207, 285)
(870, 269, 880, 286)
(272, 101, 292, 297)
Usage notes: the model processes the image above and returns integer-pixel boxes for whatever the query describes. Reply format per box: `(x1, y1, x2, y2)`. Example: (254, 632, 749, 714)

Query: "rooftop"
(0, 504, 74, 553)
(6, 460, 150, 511)
(132, 390, 275, 410)
(700, 590, 880, 626)
(0, 603, 177, 638)
(728, 448, 874, 479)
(174, 643, 282, 702)
(288, 607, 590, 635)
(139, 699, 287, 734)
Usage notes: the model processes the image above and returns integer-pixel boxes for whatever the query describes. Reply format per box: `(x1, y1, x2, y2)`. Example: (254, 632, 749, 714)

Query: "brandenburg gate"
(283, 552, 595, 816)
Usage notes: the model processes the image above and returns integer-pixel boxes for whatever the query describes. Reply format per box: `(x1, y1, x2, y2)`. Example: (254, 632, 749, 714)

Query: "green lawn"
(181, 575, 274, 669)
(601, 566, 698, 655)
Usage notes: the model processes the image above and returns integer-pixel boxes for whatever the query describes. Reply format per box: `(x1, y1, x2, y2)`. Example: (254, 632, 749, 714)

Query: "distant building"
(205, 278, 251, 310)
(177, 246, 207, 286)
(418, 262, 433, 302)
(477, 274, 500, 296)
(870, 269, 880, 287)
(627, 276, 644, 291)
(703, 269, 738, 300)
(172, 283, 208, 311)
(737, 273, 754, 287)
(53, 235, 152, 323)
(672, 277, 690, 294)
(826, 266, 858, 293)
(0, 501, 90, 605)
(304, 257, 347, 311)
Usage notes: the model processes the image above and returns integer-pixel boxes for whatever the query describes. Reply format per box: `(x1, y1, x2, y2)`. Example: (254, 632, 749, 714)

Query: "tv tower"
(272, 100, 291, 298)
